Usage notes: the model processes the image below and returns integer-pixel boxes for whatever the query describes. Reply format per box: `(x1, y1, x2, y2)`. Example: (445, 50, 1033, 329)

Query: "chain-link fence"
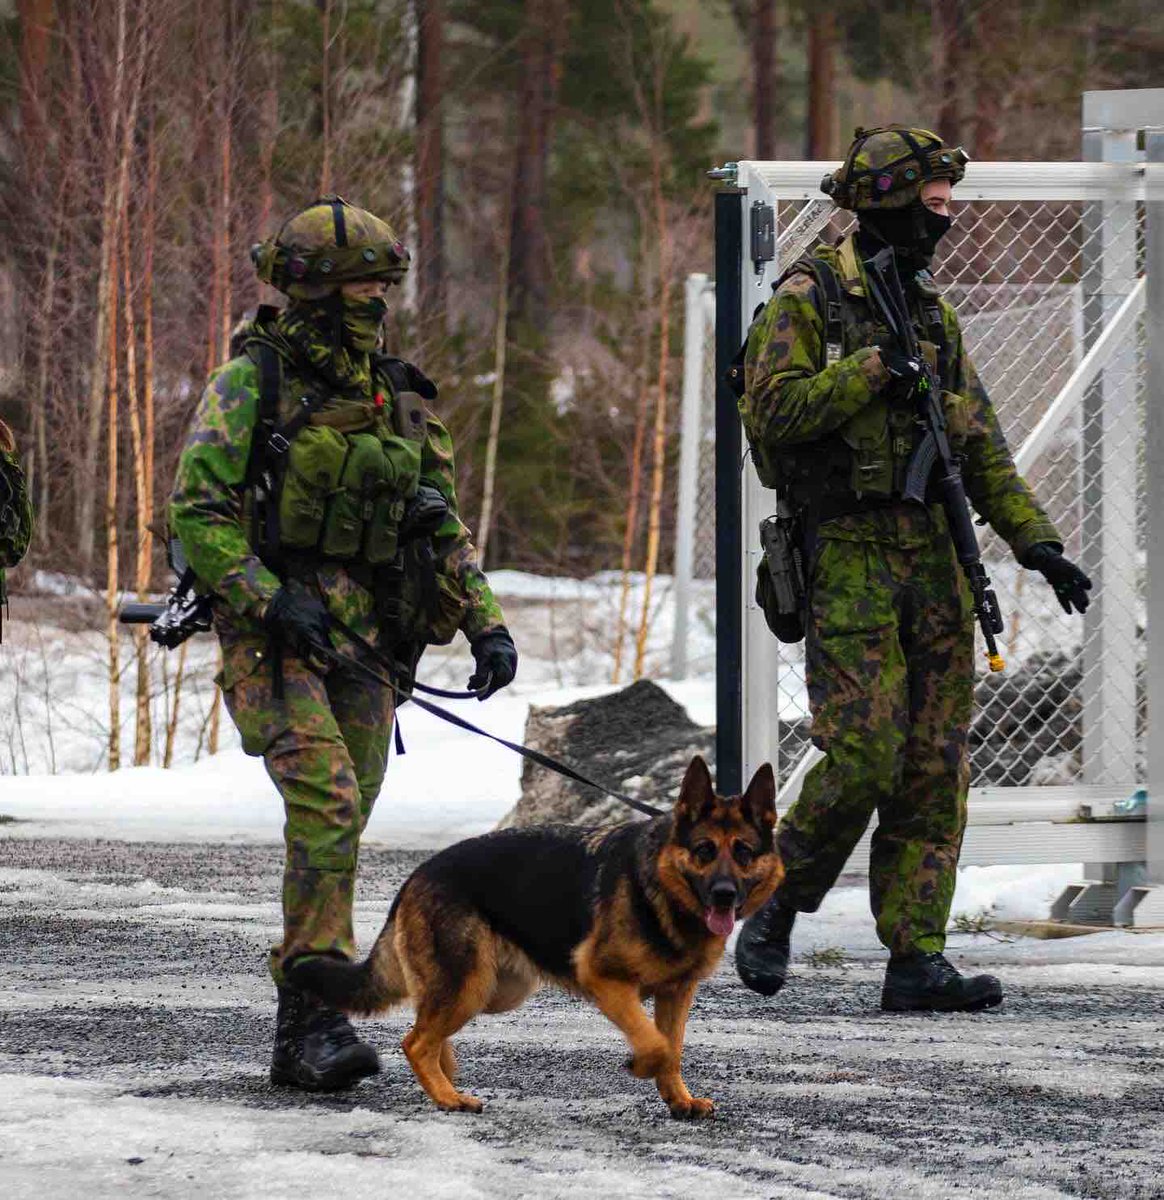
(676, 163, 1151, 800)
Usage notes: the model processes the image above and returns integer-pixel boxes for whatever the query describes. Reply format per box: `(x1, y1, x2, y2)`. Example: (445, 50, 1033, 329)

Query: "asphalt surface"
(2, 836, 1163, 1199)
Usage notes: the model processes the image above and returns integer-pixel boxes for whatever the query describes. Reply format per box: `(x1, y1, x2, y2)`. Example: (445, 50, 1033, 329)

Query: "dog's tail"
(286, 919, 408, 1016)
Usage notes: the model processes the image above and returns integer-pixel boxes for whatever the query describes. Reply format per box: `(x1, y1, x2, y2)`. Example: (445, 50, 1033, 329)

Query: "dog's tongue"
(705, 907, 736, 937)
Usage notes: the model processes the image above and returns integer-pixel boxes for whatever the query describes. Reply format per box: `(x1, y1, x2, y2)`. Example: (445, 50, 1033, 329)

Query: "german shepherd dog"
(289, 756, 782, 1117)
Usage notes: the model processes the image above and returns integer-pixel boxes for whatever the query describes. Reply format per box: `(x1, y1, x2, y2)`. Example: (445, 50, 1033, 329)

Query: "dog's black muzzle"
(707, 877, 741, 913)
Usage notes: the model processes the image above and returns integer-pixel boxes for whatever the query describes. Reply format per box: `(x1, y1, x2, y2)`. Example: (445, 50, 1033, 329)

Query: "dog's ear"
(741, 762, 777, 833)
(674, 754, 715, 827)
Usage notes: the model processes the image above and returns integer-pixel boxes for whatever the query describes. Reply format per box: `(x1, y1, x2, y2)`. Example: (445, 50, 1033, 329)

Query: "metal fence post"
(1080, 112, 1139, 789)
(714, 191, 744, 795)
(1145, 127, 1164, 896)
(671, 273, 710, 681)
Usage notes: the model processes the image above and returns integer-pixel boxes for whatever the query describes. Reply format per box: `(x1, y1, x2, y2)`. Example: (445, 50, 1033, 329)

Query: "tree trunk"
(164, 642, 189, 769)
(508, 0, 567, 325)
(971, 5, 1018, 160)
(476, 230, 510, 567)
(318, 0, 333, 192)
(106, 237, 121, 773)
(19, 0, 55, 542)
(633, 137, 673, 681)
(78, 0, 129, 579)
(259, 10, 279, 235)
(806, 11, 836, 159)
(610, 368, 650, 685)
(415, 0, 445, 329)
(931, 0, 964, 144)
(122, 208, 151, 767)
(752, 0, 777, 159)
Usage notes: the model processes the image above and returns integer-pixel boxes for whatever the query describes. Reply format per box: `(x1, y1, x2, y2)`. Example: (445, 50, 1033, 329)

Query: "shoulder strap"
(244, 343, 327, 484)
(377, 357, 435, 444)
(724, 255, 846, 399)
(921, 299, 950, 384)
(794, 256, 844, 367)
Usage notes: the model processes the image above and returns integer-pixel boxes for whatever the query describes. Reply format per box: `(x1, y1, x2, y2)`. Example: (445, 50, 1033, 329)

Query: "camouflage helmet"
(821, 126, 969, 211)
(250, 195, 411, 298)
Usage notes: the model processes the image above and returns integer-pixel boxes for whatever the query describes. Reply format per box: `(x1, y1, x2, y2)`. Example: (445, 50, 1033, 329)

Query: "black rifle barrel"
(864, 248, 1006, 672)
(119, 602, 166, 624)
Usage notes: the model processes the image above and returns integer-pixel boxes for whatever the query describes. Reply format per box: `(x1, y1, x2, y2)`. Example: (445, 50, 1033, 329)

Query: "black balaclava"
(856, 199, 952, 275)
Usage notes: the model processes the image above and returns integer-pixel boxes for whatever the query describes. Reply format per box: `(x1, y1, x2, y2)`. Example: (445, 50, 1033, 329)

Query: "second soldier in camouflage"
(734, 127, 1091, 1012)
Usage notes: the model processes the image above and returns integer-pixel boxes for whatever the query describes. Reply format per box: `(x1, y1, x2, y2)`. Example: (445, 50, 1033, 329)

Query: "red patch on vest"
(374, 392, 385, 408)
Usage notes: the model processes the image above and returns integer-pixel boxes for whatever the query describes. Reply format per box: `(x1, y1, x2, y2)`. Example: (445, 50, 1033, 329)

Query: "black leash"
(317, 618, 667, 820)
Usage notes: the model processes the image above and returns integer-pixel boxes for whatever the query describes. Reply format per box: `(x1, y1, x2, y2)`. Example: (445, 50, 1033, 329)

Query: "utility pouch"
(319, 433, 384, 559)
(363, 489, 405, 565)
(839, 399, 892, 499)
(755, 501, 806, 643)
(278, 425, 347, 549)
(363, 433, 422, 565)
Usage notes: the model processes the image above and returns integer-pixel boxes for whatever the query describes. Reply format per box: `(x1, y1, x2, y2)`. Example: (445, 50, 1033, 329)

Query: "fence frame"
(703, 89, 1164, 924)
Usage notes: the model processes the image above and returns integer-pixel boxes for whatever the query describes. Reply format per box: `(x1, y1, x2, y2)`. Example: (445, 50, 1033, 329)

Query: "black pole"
(714, 189, 743, 796)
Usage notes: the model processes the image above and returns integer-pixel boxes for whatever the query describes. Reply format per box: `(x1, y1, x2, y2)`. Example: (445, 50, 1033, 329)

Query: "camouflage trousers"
(776, 525, 974, 956)
(221, 641, 394, 984)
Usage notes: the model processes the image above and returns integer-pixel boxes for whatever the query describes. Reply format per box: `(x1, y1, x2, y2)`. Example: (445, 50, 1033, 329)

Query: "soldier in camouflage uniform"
(170, 197, 517, 1089)
(734, 128, 1091, 1011)
(0, 417, 34, 640)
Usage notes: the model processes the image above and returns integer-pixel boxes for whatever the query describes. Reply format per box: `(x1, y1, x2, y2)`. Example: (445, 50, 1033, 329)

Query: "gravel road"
(2, 836, 1162, 1199)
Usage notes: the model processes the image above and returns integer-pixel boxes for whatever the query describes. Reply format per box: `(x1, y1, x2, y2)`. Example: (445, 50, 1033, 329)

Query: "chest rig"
(752, 251, 950, 511)
(243, 340, 430, 575)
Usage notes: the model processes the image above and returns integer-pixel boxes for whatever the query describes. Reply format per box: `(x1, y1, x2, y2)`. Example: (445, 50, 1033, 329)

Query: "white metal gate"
(680, 89, 1164, 925)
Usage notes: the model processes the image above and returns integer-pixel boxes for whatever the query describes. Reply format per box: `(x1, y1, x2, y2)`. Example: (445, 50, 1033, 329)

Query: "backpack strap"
(802, 257, 844, 367)
(922, 300, 950, 385)
(724, 255, 846, 400)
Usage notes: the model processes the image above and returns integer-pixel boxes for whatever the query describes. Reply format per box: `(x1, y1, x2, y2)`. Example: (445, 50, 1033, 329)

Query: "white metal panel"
(844, 817, 1146, 873)
(740, 160, 1145, 203)
(671, 273, 710, 680)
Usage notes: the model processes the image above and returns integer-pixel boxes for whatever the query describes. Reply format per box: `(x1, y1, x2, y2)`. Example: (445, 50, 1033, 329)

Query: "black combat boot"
(880, 952, 1003, 1013)
(270, 985, 381, 1091)
(734, 897, 797, 996)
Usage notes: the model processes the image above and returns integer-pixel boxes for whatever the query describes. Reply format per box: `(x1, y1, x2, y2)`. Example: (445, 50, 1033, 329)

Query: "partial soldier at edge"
(0, 417, 34, 640)
(734, 127, 1092, 1012)
(169, 197, 518, 1091)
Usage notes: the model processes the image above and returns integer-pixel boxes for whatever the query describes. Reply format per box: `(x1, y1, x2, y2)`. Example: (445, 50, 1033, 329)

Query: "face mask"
(857, 201, 952, 271)
(340, 294, 388, 353)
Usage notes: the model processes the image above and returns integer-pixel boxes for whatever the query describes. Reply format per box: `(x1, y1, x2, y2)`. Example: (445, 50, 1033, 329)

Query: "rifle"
(118, 539, 214, 648)
(862, 246, 1006, 674)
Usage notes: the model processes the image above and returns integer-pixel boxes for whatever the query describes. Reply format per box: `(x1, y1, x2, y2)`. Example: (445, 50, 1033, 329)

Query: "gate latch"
(750, 201, 775, 273)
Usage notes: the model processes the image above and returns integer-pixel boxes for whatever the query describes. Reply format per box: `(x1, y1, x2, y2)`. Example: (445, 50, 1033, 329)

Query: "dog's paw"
(624, 1043, 672, 1080)
(437, 1091, 484, 1114)
(668, 1096, 715, 1120)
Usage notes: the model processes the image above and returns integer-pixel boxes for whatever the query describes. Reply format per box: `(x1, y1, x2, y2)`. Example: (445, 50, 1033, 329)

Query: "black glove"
(263, 583, 333, 659)
(1022, 543, 1092, 614)
(399, 483, 449, 543)
(468, 628, 518, 700)
(877, 341, 922, 383)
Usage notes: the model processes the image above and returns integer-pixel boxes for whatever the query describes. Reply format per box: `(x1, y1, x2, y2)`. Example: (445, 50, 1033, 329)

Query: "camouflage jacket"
(170, 347, 505, 680)
(741, 234, 1061, 556)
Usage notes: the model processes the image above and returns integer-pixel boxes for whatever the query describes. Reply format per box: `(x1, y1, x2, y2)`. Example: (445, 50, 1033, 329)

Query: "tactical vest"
(742, 251, 953, 513)
(243, 341, 429, 571)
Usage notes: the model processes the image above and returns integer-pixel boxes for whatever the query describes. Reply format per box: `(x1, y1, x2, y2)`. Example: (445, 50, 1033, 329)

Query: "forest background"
(0, 0, 1161, 772)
